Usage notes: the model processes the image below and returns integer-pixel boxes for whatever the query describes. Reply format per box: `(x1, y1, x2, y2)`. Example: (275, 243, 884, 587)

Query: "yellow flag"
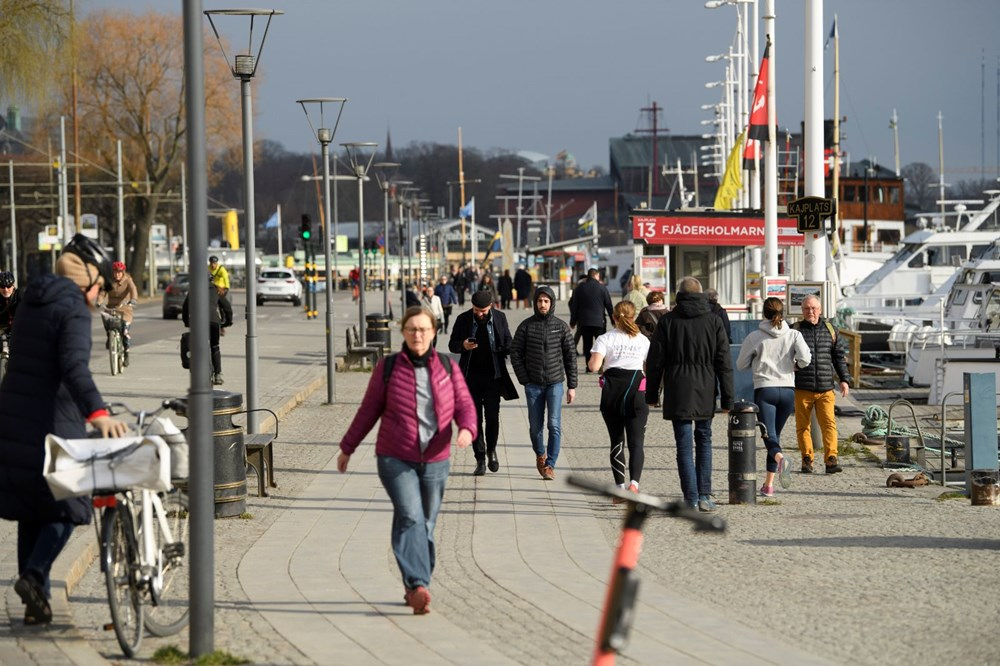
(223, 209, 240, 250)
(713, 132, 745, 211)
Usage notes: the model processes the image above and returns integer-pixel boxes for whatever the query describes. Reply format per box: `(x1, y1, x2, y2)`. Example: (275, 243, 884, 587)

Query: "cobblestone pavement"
(2, 294, 998, 665)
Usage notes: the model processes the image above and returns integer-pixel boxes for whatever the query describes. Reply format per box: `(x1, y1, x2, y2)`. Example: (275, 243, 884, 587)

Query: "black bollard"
(728, 400, 763, 505)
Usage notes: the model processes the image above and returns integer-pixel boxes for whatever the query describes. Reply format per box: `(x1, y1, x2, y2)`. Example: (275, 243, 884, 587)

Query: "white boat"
(841, 191, 1000, 315)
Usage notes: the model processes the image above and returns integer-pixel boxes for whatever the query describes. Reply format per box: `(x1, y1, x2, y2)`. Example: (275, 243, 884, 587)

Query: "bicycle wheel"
(102, 504, 143, 657)
(109, 331, 122, 376)
(142, 486, 190, 636)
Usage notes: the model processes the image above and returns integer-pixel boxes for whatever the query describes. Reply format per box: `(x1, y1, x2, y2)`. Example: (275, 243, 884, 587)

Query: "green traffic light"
(302, 230, 311, 240)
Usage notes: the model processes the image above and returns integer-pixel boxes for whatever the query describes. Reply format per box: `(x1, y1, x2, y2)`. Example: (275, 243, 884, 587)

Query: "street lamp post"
(341, 142, 378, 346)
(393, 181, 413, 316)
(373, 162, 400, 316)
(205, 7, 282, 434)
(297, 97, 347, 405)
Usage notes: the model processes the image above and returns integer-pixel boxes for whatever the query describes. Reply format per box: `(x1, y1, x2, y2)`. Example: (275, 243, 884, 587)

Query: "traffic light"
(300, 214, 312, 241)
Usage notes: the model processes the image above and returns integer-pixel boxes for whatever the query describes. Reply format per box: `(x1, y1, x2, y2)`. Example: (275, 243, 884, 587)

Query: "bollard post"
(728, 400, 763, 505)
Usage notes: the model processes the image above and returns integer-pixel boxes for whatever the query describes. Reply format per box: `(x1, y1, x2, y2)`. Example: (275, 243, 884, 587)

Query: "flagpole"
(803, 0, 827, 283)
(470, 198, 477, 266)
(764, 12, 779, 277)
(276, 204, 282, 262)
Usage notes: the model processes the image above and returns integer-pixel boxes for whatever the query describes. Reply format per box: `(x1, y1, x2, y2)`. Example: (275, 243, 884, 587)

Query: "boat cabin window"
(907, 251, 924, 268)
(843, 185, 858, 202)
(981, 292, 1000, 328)
(970, 244, 990, 260)
(951, 288, 969, 306)
(888, 185, 900, 204)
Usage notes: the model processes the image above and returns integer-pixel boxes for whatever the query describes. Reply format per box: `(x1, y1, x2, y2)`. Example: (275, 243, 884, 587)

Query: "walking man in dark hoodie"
(645, 276, 733, 512)
(511, 286, 577, 480)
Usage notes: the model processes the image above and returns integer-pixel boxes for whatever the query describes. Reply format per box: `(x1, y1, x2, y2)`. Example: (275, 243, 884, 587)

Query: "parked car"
(256, 268, 303, 307)
(162, 272, 190, 319)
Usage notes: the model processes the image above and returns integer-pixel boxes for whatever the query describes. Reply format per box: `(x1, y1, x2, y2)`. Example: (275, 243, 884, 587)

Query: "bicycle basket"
(144, 416, 189, 481)
(42, 435, 171, 500)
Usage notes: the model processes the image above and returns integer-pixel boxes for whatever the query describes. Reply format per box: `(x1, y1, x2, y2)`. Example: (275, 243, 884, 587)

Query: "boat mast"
(890, 109, 900, 177)
(938, 111, 946, 224)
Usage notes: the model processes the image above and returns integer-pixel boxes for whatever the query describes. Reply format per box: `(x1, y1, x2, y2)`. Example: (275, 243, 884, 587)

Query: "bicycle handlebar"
(566, 474, 726, 533)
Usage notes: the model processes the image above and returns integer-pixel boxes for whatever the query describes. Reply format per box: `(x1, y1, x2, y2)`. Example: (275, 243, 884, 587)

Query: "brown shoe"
(801, 457, 814, 474)
(542, 466, 555, 481)
(536, 455, 547, 477)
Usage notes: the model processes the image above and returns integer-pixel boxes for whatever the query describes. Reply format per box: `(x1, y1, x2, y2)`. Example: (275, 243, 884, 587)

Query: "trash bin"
(366, 313, 392, 351)
(210, 390, 248, 518)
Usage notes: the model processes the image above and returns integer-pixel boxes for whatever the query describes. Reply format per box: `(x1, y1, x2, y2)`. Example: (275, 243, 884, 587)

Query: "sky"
(75, 0, 1000, 182)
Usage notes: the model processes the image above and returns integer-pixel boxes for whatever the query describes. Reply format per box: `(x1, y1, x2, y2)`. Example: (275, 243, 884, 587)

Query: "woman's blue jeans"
(376, 455, 450, 590)
(525, 383, 564, 468)
(671, 419, 714, 506)
(754, 386, 795, 473)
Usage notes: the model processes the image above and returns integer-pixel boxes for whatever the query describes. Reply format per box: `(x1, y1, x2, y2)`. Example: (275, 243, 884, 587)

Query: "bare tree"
(37, 9, 240, 288)
(901, 162, 937, 212)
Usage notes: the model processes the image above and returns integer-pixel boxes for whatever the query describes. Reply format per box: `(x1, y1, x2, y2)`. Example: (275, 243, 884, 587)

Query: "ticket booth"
(630, 210, 803, 313)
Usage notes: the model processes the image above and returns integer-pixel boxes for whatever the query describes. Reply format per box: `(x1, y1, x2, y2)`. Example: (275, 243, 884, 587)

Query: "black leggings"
(601, 396, 649, 486)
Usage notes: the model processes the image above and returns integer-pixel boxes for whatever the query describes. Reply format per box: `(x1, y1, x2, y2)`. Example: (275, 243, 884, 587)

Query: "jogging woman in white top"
(588, 301, 650, 500)
(736, 297, 811, 497)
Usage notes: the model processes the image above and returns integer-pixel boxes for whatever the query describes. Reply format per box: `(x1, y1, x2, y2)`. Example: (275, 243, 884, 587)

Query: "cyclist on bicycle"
(0, 234, 128, 626)
(208, 255, 230, 296)
(102, 261, 138, 363)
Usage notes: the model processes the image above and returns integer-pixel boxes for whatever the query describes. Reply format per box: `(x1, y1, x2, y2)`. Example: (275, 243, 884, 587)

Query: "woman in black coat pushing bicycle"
(0, 236, 128, 626)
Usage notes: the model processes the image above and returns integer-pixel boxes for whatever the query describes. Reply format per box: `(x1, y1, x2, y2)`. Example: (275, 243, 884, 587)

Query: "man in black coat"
(449, 290, 517, 475)
(511, 286, 577, 481)
(569, 268, 614, 367)
(513, 266, 533, 309)
(645, 276, 733, 513)
(0, 236, 128, 625)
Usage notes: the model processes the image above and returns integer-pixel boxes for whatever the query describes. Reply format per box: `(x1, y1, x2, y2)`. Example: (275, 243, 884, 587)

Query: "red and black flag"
(743, 40, 771, 170)
(747, 41, 770, 142)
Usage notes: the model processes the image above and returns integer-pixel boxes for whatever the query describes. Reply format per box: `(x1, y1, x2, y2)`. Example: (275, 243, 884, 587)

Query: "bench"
(345, 325, 383, 368)
(241, 408, 278, 498)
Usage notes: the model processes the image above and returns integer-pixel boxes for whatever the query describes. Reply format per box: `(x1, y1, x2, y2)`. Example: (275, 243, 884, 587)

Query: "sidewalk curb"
(42, 374, 327, 662)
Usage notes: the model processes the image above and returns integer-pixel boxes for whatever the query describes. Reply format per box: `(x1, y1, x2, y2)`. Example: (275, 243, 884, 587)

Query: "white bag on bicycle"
(144, 416, 189, 481)
(42, 434, 171, 500)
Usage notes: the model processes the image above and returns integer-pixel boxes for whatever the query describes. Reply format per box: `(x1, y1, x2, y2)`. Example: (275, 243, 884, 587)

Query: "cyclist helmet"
(112, 261, 126, 272)
(62, 234, 115, 292)
(0, 271, 13, 288)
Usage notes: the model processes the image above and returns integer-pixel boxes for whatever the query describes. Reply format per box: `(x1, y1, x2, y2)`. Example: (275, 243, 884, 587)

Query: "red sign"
(632, 214, 804, 246)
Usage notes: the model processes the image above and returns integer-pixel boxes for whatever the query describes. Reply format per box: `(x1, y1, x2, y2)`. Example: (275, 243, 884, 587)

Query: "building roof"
(610, 134, 714, 170)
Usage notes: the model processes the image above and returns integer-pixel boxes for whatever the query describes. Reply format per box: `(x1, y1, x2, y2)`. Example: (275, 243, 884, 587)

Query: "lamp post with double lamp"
(341, 142, 378, 345)
(205, 8, 281, 434)
(372, 162, 400, 316)
(297, 97, 347, 404)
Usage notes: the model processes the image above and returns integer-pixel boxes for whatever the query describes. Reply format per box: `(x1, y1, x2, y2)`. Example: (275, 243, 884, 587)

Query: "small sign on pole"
(787, 196, 835, 233)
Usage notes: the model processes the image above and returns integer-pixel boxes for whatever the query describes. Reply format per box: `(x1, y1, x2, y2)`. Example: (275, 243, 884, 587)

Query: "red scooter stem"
(594, 504, 649, 665)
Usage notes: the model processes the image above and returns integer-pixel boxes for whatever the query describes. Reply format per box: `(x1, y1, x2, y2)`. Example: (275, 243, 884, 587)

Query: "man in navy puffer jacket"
(0, 236, 128, 625)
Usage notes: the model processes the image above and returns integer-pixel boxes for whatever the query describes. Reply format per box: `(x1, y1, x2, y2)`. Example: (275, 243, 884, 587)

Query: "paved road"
(2, 291, 997, 664)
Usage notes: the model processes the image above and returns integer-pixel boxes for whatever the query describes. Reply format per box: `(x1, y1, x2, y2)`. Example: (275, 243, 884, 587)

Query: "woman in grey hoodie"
(736, 297, 811, 497)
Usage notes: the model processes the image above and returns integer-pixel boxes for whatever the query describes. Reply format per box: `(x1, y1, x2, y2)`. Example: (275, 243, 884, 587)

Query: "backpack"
(383, 352, 453, 384)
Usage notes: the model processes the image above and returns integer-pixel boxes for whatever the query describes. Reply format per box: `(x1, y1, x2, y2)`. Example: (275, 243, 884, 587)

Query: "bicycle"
(566, 474, 726, 666)
(92, 399, 190, 658)
(102, 308, 127, 375)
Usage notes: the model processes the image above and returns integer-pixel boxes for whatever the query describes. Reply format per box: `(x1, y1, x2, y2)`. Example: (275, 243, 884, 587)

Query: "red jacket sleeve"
(339, 358, 388, 455)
